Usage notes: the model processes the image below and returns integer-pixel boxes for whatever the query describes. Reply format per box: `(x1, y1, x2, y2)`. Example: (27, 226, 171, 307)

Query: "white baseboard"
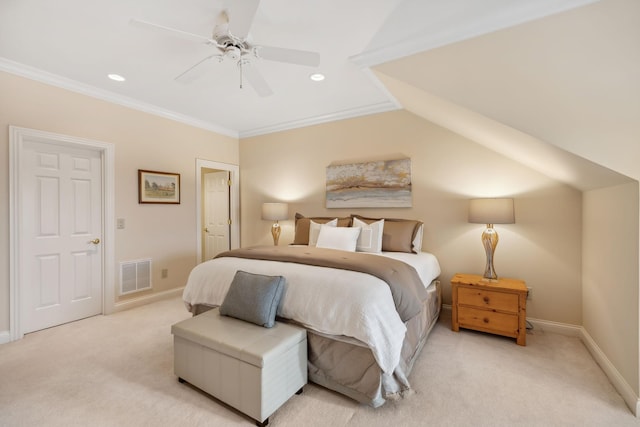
(0, 330, 10, 345)
(444, 307, 638, 416)
(526, 318, 638, 416)
(1, 288, 184, 345)
(580, 328, 640, 417)
(112, 287, 184, 313)
(527, 317, 582, 337)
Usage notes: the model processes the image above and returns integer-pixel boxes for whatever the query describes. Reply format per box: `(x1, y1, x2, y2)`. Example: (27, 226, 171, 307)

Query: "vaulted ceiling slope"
(373, 0, 639, 190)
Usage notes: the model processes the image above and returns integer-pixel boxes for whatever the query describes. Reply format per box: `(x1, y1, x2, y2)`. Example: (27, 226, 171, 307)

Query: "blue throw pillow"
(219, 270, 285, 328)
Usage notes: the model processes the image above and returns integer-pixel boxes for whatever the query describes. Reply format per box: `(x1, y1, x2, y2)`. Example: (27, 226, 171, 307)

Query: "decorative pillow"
(309, 218, 337, 246)
(292, 213, 352, 245)
(315, 225, 361, 252)
(352, 215, 423, 253)
(219, 270, 285, 328)
(353, 217, 384, 253)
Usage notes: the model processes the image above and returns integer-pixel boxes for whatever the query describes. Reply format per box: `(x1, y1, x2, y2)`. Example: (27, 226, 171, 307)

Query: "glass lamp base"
(271, 223, 281, 246)
(481, 226, 499, 280)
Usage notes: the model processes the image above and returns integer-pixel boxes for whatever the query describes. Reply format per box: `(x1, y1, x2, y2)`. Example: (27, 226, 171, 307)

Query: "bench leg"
(256, 417, 268, 427)
(178, 377, 186, 384)
(296, 386, 303, 395)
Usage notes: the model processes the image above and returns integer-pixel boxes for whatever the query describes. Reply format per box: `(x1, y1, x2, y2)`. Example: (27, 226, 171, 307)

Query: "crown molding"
(239, 100, 399, 139)
(1, 57, 402, 140)
(239, 66, 401, 138)
(0, 57, 238, 138)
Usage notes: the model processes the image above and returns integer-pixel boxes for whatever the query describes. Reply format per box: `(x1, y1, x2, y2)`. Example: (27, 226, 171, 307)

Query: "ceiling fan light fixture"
(309, 73, 325, 82)
(107, 73, 126, 82)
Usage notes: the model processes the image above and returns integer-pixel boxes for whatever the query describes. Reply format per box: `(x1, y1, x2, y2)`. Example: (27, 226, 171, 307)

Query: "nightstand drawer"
(457, 306, 519, 336)
(457, 287, 518, 313)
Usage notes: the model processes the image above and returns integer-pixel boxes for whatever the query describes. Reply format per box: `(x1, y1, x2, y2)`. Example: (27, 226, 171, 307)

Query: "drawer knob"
(483, 296, 490, 304)
(483, 318, 490, 324)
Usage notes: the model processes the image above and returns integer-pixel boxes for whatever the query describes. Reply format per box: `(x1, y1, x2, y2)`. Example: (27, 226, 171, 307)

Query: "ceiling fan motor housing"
(225, 45, 242, 60)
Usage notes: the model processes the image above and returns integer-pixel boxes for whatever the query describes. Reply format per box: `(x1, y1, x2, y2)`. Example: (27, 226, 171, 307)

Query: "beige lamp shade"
(468, 198, 515, 225)
(261, 203, 289, 221)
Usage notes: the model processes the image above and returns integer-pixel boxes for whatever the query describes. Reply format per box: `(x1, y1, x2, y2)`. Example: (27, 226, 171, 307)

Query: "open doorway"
(195, 159, 239, 263)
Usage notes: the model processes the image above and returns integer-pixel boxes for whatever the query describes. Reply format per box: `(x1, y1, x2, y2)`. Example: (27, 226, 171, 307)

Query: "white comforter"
(182, 251, 441, 374)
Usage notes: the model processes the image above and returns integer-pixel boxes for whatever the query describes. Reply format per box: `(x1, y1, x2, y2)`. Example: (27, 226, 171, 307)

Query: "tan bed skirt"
(190, 280, 441, 407)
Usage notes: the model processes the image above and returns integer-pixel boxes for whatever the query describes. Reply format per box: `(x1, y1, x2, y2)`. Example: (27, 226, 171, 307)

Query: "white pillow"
(309, 218, 337, 246)
(412, 224, 424, 253)
(316, 225, 361, 252)
(353, 217, 384, 253)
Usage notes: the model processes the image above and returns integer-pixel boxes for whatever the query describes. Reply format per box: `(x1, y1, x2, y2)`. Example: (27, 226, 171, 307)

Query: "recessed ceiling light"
(108, 74, 126, 82)
(309, 73, 325, 82)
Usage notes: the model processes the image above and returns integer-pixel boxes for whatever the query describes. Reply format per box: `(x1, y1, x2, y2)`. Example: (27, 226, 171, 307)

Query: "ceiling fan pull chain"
(239, 60, 243, 89)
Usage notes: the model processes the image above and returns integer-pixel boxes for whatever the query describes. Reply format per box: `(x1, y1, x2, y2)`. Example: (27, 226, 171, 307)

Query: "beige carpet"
(1, 296, 638, 427)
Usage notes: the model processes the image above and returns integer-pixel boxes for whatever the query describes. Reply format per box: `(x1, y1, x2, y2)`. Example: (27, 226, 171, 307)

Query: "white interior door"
(19, 140, 103, 334)
(204, 171, 230, 259)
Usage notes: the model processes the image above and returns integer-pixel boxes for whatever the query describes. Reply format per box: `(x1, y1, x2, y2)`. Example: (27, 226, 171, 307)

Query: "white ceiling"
(0, 0, 599, 138)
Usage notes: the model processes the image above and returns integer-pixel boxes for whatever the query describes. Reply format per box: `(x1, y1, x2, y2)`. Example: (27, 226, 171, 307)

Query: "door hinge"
(228, 219, 232, 225)
(227, 179, 232, 186)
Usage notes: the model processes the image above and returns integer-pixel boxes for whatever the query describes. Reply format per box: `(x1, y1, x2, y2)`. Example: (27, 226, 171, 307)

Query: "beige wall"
(0, 72, 239, 332)
(373, 60, 640, 408)
(583, 182, 639, 395)
(240, 110, 583, 323)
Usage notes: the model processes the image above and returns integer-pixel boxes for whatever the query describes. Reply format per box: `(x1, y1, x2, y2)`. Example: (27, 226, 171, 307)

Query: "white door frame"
(9, 126, 115, 341)
(195, 159, 239, 262)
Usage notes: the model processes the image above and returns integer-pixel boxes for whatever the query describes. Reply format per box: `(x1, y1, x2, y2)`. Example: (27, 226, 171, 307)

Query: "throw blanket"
(216, 246, 427, 322)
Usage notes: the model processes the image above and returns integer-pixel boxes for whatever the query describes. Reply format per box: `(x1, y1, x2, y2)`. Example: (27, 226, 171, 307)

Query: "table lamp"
(262, 202, 288, 245)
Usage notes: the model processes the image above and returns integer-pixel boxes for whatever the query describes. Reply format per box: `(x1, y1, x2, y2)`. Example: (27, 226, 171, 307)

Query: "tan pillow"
(352, 215, 423, 253)
(292, 213, 352, 245)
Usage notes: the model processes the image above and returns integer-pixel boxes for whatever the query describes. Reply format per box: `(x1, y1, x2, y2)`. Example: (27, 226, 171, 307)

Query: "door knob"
(204, 228, 209, 233)
(89, 238, 101, 244)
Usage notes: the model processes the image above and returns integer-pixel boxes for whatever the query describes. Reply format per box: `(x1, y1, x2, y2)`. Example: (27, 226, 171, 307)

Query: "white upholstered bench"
(172, 307, 307, 427)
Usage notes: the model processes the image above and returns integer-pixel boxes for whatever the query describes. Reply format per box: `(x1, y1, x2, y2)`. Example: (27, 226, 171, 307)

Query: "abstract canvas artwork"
(326, 158, 412, 208)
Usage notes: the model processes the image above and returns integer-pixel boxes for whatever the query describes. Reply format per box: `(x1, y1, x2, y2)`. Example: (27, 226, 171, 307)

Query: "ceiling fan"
(130, 0, 320, 97)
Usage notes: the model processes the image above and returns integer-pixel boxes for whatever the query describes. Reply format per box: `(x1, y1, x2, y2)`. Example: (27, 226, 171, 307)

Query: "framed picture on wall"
(138, 169, 180, 204)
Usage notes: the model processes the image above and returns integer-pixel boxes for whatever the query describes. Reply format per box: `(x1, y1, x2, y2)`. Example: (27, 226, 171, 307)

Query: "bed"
(182, 214, 442, 407)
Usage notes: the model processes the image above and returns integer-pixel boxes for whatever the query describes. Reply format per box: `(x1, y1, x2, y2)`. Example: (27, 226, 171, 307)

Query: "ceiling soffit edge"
(351, 0, 600, 68)
(374, 70, 632, 192)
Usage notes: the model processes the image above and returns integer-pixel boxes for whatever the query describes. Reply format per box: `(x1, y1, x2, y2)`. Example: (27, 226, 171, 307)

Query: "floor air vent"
(120, 259, 152, 295)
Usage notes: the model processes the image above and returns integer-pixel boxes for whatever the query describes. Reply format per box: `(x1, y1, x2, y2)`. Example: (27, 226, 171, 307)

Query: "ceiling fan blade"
(241, 62, 273, 97)
(130, 18, 219, 47)
(226, 0, 260, 40)
(257, 45, 320, 67)
(212, 10, 230, 39)
(175, 55, 219, 84)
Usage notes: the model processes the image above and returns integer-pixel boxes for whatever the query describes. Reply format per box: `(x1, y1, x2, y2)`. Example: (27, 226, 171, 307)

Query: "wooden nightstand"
(451, 273, 527, 346)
